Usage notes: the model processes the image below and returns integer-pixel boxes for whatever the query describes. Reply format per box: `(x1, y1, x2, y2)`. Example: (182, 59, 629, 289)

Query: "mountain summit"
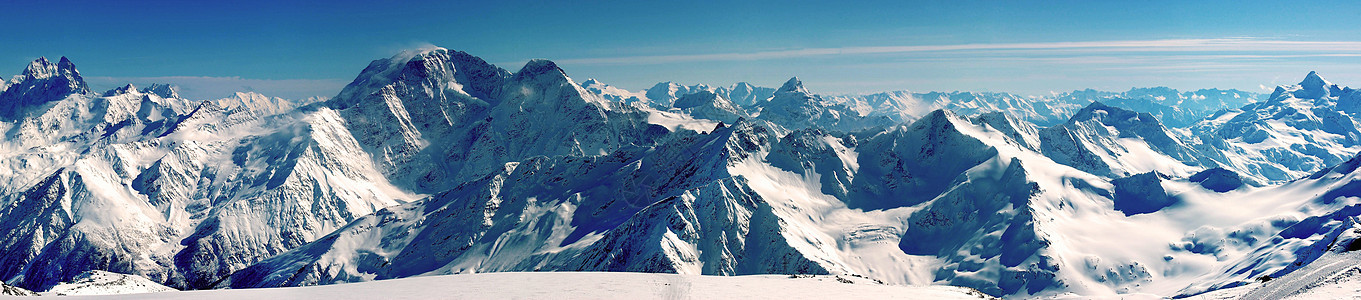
(1296, 70, 1336, 99)
(776, 77, 809, 95)
(0, 56, 90, 119)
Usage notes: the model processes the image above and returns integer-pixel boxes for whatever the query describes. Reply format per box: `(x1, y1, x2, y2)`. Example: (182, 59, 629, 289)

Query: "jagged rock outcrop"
(0, 57, 90, 119)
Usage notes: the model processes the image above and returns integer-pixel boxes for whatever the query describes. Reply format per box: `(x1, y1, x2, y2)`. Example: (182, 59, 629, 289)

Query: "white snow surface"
(43, 270, 176, 296)
(9, 272, 992, 300)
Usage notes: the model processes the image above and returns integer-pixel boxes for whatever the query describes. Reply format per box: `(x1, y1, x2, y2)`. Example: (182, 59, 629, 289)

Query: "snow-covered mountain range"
(2, 48, 1360, 299)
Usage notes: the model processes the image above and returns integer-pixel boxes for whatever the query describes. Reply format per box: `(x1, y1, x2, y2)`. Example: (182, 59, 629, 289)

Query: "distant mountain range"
(2, 48, 1360, 298)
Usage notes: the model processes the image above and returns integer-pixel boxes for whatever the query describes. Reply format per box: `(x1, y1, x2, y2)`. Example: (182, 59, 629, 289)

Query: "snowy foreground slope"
(43, 270, 176, 296)
(4, 47, 1361, 299)
(2, 272, 992, 299)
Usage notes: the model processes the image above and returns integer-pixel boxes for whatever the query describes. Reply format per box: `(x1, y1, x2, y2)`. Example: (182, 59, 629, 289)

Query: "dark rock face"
(1189, 168, 1244, 192)
(1111, 172, 1178, 216)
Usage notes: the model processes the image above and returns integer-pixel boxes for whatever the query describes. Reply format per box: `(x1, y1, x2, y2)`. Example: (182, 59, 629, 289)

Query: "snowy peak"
(581, 78, 646, 103)
(846, 109, 1001, 209)
(57, 56, 77, 73)
(1295, 71, 1337, 99)
(19, 56, 85, 87)
(215, 91, 302, 116)
(644, 82, 683, 103)
(1187, 72, 1361, 182)
(513, 59, 569, 82)
(776, 77, 809, 95)
(332, 47, 510, 108)
(0, 56, 92, 119)
(503, 58, 600, 106)
(1066, 101, 1128, 124)
(673, 90, 740, 112)
(141, 83, 179, 99)
(22, 57, 53, 77)
(24, 57, 55, 79)
(1301, 71, 1331, 90)
(1063, 101, 1181, 141)
(644, 81, 720, 107)
(1041, 101, 1203, 177)
(726, 82, 775, 106)
(636, 81, 769, 107)
(1267, 71, 1343, 101)
(754, 77, 896, 131)
(101, 83, 181, 100)
(102, 83, 139, 96)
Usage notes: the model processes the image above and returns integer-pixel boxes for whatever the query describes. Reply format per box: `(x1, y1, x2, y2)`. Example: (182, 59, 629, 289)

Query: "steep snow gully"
(2, 47, 1361, 298)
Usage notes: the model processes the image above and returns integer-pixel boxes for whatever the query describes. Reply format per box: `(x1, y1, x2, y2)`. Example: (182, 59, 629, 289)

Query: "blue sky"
(3, 0, 1361, 100)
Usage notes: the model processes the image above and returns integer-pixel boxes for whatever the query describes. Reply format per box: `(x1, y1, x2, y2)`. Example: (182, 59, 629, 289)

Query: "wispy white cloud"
(551, 38, 1361, 66)
(85, 76, 349, 101)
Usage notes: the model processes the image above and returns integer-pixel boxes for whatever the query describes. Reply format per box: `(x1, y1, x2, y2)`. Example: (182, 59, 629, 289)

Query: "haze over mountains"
(2, 48, 1361, 298)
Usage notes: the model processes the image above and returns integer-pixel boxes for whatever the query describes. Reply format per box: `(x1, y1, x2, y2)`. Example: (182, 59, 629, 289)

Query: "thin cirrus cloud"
(549, 38, 1361, 66)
